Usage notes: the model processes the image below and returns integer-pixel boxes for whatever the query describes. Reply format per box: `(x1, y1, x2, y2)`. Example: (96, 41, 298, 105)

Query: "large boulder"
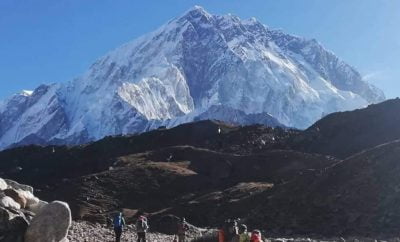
(4, 189, 27, 209)
(24, 201, 72, 242)
(0, 206, 29, 242)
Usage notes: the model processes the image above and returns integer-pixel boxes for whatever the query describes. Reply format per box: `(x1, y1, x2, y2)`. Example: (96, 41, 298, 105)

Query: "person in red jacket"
(218, 228, 225, 242)
(250, 230, 263, 242)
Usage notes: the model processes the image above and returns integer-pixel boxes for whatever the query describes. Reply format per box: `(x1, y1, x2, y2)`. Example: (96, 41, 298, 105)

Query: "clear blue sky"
(0, 0, 399, 99)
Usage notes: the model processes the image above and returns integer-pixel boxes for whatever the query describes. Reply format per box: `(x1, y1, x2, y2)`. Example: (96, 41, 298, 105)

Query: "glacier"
(0, 6, 385, 149)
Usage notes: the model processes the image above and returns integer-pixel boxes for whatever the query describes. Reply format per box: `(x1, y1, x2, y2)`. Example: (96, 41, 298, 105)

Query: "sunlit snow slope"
(0, 6, 385, 149)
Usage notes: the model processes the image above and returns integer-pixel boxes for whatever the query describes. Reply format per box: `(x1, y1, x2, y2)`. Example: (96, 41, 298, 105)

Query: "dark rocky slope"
(291, 98, 400, 158)
(42, 146, 336, 225)
(250, 140, 400, 237)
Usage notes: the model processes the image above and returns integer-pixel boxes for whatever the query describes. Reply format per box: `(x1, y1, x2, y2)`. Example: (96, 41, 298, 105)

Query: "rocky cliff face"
(0, 6, 385, 149)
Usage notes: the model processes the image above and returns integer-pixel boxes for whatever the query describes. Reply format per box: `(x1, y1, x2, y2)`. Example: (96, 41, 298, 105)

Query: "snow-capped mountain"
(0, 6, 385, 149)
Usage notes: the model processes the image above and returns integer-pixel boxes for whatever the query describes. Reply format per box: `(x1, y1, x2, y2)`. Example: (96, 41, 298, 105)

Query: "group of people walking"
(112, 212, 189, 242)
(112, 212, 149, 242)
(218, 219, 264, 242)
(112, 212, 262, 242)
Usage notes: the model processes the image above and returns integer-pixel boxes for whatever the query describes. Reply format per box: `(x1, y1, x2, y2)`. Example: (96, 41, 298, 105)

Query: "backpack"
(113, 214, 122, 228)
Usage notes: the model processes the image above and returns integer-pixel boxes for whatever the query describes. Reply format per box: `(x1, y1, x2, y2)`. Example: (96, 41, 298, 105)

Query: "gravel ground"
(67, 221, 176, 242)
(67, 221, 400, 242)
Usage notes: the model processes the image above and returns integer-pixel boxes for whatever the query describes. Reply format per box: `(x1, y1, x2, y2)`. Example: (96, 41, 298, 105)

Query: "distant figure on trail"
(232, 224, 250, 242)
(217, 127, 223, 149)
(177, 217, 190, 242)
(167, 153, 174, 162)
(113, 212, 126, 242)
(136, 214, 149, 242)
(250, 229, 263, 242)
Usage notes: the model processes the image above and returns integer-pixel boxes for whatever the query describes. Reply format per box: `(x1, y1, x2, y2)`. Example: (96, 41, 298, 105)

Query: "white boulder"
(0, 195, 21, 210)
(5, 179, 34, 193)
(25, 201, 72, 242)
(0, 178, 7, 190)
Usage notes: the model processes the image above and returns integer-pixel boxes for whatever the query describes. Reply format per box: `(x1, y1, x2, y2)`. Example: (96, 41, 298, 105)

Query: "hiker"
(218, 227, 225, 242)
(136, 215, 149, 242)
(177, 217, 190, 242)
(219, 219, 238, 242)
(232, 224, 250, 242)
(250, 230, 263, 242)
(113, 212, 126, 242)
(217, 127, 223, 149)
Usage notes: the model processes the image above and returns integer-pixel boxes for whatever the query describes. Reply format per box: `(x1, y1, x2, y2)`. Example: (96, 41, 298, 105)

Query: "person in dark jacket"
(136, 215, 149, 242)
(113, 212, 126, 242)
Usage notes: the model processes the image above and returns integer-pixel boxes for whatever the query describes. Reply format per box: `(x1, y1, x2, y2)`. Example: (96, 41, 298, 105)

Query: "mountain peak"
(191, 5, 204, 11)
(0, 6, 385, 150)
(20, 90, 33, 97)
(181, 5, 212, 20)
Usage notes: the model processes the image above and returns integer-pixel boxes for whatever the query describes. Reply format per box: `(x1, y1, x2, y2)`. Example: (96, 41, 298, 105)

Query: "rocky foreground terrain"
(67, 221, 175, 241)
(67, 220, 400, 242)
(0, 178, 71, 242)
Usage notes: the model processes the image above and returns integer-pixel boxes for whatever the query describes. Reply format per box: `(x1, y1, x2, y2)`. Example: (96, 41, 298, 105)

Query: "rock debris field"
(68, 221, 177, 242)
(67, 221, 400, 242)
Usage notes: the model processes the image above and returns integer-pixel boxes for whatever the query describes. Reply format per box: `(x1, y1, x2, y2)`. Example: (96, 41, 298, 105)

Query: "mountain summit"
(0, 6, 385, 149)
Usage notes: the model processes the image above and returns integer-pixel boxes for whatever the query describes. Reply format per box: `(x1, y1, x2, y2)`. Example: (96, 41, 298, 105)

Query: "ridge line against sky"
(0, 0, 399, 99)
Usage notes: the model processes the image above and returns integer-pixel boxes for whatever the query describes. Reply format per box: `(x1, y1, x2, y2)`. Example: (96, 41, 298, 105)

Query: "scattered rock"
(67, 220, 176, 242)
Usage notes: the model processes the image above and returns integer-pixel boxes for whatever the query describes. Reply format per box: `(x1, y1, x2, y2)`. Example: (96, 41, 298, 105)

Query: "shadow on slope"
(290, 98, 400, 158)
(42, 146, 336, 227)
(250, 139, 400, 237)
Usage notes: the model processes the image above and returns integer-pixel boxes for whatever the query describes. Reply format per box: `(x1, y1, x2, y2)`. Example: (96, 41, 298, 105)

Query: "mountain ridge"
(0, 6, 385, 150)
